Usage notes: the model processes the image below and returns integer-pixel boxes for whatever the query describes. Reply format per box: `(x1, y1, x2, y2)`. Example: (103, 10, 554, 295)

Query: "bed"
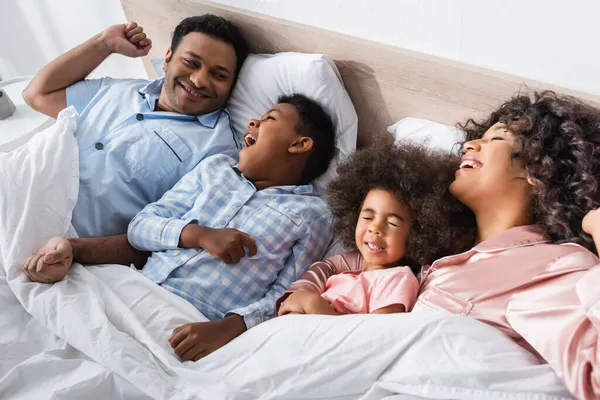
(1, 1, 599, 399)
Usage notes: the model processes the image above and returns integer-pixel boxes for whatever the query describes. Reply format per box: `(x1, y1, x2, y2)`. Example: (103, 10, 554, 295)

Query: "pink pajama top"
(319, 253, 418, 314)
(283, 226, 600, 400)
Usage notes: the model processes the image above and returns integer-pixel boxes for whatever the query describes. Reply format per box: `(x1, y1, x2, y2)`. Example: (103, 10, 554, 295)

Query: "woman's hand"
(22, 237, 74, 283)
(278, 291, 338, 316)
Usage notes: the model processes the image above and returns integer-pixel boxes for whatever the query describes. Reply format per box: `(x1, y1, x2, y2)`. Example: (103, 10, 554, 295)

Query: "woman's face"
(450, 122, 533, 209)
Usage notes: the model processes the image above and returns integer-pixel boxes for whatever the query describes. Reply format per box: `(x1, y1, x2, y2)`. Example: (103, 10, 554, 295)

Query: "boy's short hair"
(171, 14, 249, 81)
(277, 94, 336, 184)
(327, 137, 476, 270)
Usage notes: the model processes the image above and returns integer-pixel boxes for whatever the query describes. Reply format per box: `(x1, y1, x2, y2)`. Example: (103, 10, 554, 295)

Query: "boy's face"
(238, 103, 311, 185)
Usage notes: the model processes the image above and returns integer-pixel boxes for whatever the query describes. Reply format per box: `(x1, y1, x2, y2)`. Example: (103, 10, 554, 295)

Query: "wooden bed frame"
(121, 0, 600, 147)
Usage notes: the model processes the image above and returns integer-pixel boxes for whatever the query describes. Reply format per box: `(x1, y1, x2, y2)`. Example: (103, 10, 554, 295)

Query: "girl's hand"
(582, 208, 600, 237)
(278, 292, 338, 316)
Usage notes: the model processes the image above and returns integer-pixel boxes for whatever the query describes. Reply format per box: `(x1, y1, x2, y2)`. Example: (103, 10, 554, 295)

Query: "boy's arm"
(127, 165, 204, 252)
(226, 213, 333, 328)
(168, 212, 332, 362)
(23, 23, 151, 119)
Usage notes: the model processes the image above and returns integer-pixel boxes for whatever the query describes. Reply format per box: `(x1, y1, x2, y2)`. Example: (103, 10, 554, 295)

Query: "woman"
(279, 91, 600, 400)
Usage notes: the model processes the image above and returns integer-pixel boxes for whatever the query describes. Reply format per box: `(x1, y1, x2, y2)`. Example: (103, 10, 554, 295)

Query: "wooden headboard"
(121, 0, 600, 147)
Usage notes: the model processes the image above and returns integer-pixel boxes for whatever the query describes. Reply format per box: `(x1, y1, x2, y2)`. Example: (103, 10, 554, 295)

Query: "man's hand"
(181, 225, 257, 264)
(99, 22, 152, 58)
(278, 291, 338, 316)
(168, 315, 247, 362)
(22, 237, 74, 283)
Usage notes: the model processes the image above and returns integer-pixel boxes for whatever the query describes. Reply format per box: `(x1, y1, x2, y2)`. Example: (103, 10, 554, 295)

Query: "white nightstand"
(0, 77, 54, 152)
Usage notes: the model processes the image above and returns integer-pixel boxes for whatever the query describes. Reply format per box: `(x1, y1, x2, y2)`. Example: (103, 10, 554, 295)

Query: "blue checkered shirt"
(127, 154, 333, 328)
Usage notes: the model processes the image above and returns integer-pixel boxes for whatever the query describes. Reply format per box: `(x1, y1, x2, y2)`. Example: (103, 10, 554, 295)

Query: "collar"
(138, 78, 223, 128)
(472, 225, 549, 253)
(232, 165, 314, 195)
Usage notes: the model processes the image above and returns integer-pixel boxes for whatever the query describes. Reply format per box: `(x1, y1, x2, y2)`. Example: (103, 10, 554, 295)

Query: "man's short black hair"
(278, 93, 336, 184)
(171, 14, 249, 80)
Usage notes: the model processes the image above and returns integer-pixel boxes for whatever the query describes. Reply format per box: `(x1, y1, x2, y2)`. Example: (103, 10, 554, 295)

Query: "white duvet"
(0, 109, 574, 400)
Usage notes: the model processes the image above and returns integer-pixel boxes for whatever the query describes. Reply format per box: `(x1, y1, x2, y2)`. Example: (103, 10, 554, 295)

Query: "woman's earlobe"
(526, 175, 536, 186)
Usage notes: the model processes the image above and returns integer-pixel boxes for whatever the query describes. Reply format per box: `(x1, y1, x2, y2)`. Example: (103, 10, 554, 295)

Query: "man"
(23, 15, 249, 238)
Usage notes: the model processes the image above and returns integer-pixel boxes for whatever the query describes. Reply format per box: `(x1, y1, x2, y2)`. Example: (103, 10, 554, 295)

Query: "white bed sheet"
(0, 108, 574, 400)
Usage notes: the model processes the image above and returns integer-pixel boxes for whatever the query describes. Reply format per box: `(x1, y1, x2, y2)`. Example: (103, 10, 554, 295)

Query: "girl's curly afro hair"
(459, 90, 600, 252)
(327, 135, 476, 271)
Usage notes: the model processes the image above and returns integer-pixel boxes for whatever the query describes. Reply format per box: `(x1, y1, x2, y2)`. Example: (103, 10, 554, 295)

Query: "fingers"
(23, 254, 42, 282)
(125, 21, 138, 33)
(22, 254, 53, 283)
(218, 251, 233, 265)
(43, 248, 68, 265)
(174, 337, 196, 358)
(192, 350, 207, 362)
(227, 245, 245, 264)
(129, 32, 147, 45)
(278, 302, 292, 316)
(168, 327, 187, 349)
(180, 343, 202, 361)
(240, 233, 257, 257)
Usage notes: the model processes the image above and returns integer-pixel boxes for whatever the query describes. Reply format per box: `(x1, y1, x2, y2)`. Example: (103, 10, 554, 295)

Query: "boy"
(23, 94, 336, 361)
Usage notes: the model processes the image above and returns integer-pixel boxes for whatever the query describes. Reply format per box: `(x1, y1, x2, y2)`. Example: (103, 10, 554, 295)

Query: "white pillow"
(387, 117, 465, 153)
(152, 53, 358, 196)
(228, 53, 358, 197)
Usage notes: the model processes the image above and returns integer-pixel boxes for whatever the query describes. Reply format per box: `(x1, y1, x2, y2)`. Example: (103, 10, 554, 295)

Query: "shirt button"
(95, 142, 104, 150)
(136, 113, 144, 121)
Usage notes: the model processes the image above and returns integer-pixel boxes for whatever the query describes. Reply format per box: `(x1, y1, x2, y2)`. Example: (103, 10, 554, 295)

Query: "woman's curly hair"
(459, 90, 600, 252)
(327, 136, 476, 271)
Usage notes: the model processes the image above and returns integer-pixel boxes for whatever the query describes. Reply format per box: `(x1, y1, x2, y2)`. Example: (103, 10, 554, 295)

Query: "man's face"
(159, 32, 237, 115)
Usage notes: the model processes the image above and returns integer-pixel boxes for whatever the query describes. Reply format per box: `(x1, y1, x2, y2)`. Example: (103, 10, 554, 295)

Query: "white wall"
(1, 0, 598, 96)
(0, 0, 146, 81)
(212, 0, 600, 96)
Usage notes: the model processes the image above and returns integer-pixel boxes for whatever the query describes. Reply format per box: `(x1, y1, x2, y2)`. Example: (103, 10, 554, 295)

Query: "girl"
(279, 139, 474, 315)
(279, 91, 600, 400)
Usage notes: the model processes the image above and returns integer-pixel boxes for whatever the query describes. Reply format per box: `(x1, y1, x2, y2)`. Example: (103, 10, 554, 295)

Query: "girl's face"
(355, 189, 411, 270)
(450, 122, 533, 209)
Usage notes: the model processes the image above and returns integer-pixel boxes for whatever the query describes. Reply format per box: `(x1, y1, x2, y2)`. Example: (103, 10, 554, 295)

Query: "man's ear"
(288, 137, 313, 154)
(163, 48, 173, 73)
